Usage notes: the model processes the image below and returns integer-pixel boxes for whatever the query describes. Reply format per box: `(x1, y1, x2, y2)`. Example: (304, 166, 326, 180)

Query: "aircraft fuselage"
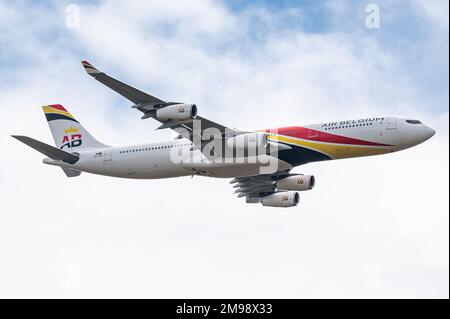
(46, 116, 435, 179)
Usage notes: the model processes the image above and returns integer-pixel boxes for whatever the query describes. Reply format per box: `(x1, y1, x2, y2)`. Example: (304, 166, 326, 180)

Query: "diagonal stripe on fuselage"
(270, 135, 392, 159)
(266, 126, 392, 147)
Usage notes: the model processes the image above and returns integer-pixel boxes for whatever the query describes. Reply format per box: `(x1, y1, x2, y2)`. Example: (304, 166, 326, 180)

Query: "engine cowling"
(226, 132, 268, 150)
(156, 104, 197, 121)
(261, 191, 299, 207)
(276, 174, 315, 191)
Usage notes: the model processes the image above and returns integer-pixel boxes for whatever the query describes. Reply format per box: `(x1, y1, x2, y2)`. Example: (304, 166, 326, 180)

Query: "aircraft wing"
(81, 61, 166, 105)
(81, 61, 233, 145)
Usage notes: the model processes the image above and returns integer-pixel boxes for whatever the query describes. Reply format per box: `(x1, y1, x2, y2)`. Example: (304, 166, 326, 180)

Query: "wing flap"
(231, 175, 277, 199)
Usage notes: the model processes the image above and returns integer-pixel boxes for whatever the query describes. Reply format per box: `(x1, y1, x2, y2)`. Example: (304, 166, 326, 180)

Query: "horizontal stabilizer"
(12, 135, 79, 164)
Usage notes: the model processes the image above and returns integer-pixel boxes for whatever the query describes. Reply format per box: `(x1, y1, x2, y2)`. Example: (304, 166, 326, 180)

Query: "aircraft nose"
(425, 126, 436, 139)
(396, 120, 435, 150)
(417, 125, 436, 144)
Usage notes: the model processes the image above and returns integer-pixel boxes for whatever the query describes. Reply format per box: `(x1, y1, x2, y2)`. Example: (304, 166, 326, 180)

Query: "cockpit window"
(406, 120, 422, 124)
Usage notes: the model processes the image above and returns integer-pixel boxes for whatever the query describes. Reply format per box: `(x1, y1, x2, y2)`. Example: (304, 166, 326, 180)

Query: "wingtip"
(81, 60, 100, 75)
(11, 135, 23, 141)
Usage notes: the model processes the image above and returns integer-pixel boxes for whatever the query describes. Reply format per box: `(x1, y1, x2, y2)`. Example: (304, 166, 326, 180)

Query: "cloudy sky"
(0, 0, 448, 298)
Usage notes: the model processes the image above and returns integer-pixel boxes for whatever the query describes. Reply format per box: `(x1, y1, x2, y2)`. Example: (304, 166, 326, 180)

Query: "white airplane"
(13, 61, 436, 207)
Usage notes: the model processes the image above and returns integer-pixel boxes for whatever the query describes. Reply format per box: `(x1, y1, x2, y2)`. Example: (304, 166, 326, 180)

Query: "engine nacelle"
(226, 132, 268, 150)
(261, 191, 299, 207)
(276, 174, 315, 191)
(156, 104, 197, 121)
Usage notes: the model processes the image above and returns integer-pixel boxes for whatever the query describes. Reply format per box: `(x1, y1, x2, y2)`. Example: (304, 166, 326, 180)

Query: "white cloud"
(411, 0, 449, 30)
(0, 0, 448, 298)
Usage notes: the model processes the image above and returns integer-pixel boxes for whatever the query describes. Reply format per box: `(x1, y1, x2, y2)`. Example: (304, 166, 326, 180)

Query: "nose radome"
(430, 127, 436, 137)
(425, 126, 436, 139)
(419, 125, 436, 143)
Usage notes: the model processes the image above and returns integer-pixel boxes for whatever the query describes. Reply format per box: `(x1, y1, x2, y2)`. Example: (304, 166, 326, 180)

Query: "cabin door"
(386, 118, 397, 130)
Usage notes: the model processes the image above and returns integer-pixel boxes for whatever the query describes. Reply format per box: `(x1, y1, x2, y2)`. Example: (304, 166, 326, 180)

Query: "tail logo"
(61, 126, 82, 149)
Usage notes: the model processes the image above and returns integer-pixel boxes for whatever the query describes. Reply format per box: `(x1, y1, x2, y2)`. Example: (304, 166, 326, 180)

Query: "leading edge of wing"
(81, 61, 166, 105)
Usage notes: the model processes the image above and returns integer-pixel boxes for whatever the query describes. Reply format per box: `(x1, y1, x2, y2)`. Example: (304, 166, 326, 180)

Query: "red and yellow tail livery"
(42, 104, 79, 123)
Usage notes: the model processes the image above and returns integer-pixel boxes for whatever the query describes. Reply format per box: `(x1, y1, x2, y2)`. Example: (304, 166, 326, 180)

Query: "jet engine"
(226, 132, 268, 151)
(156, 104, 197, 121)
(261, 191, 299, 207)
(276, 174, 315, 191)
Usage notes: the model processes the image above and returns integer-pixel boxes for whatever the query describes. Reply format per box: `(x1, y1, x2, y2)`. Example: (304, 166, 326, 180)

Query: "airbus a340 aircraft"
(13, 61, 436, 207)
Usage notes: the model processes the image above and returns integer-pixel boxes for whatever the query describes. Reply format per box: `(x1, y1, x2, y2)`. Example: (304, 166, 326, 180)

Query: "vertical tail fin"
(42, 104, 108, 151)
